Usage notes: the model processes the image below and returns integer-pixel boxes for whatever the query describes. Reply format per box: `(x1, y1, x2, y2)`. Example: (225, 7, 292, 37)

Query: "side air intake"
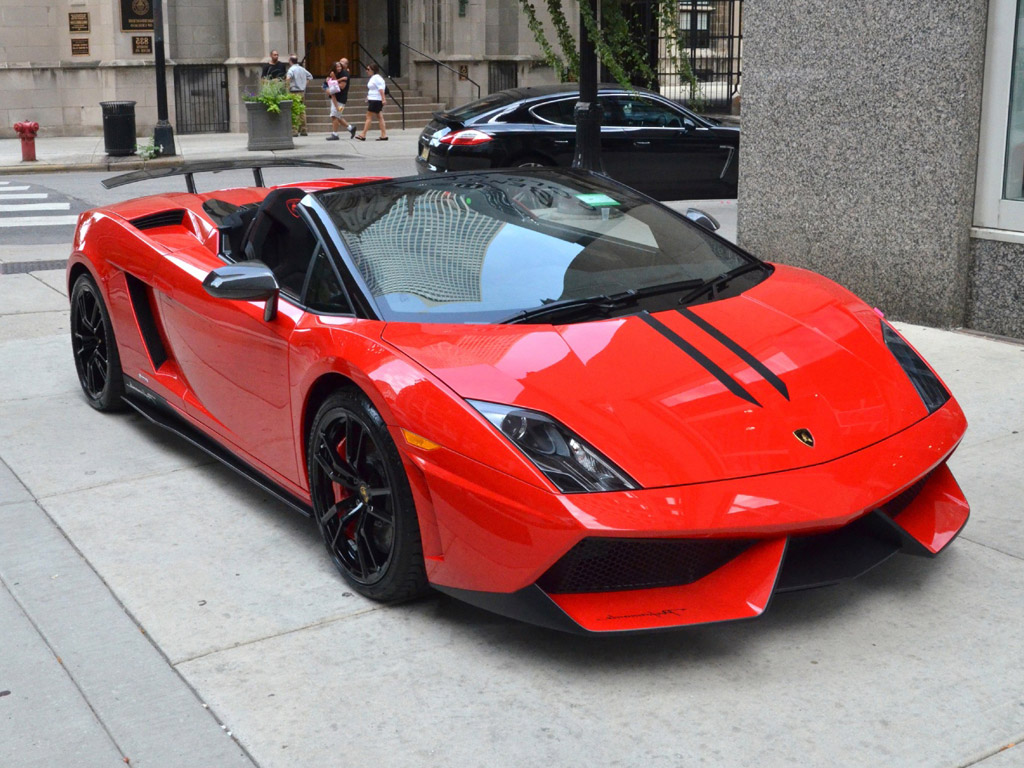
(130, 210, 187, 231)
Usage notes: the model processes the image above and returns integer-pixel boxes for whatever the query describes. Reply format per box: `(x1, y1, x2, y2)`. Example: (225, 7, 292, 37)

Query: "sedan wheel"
(513, 155, 551, 168)
(70, 273, 125, 411)
(308, 390, 428, 602)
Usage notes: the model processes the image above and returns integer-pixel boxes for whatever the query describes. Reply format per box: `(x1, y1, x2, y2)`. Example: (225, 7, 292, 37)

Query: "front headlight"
(881, 321, 950, 414)
(468, 400, 639, 493)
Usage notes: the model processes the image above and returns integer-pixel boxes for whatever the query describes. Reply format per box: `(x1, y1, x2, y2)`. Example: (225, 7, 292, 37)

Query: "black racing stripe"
(677, 307, 790, 401)
(637, 312, 761, 407)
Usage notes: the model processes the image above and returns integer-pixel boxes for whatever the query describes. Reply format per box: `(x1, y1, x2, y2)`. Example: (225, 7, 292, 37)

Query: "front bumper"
(416, 400, 968, 633)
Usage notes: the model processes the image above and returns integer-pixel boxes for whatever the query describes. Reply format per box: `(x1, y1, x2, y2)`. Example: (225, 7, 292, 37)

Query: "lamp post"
(153, 0, 177, 156)
(572, 0, 601, 171)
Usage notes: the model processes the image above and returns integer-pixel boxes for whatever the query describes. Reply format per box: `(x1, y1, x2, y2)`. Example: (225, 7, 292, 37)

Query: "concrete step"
(305, 98, 444, 114)
(298, 78, 444, 131)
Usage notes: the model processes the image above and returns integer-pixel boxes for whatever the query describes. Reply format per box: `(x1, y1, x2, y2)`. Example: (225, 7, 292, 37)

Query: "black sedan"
(415, 84, 739, 200)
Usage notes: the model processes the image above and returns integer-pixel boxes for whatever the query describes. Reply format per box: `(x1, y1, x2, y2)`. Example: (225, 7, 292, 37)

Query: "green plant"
(244, 78, 306, 133)
(518, 0, 704, 110)
(135, 139, 162, 161)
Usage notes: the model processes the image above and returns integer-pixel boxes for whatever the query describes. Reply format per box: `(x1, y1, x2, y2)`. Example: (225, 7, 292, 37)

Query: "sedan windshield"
(315, 169, 761, 324)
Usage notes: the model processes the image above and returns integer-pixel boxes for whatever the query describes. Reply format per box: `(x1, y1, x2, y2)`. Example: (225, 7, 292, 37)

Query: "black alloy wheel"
(70, 274, 125, 411)
(308, 389, 428, 602)
(513, 155, 551, 168)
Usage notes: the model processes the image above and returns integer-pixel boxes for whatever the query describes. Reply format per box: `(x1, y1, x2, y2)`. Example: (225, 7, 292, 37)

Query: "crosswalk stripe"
(0, 202, 71, 212)
(0, 185, 31, 191)
(0, 193, 48, 200)
(0, 215, 79, 228)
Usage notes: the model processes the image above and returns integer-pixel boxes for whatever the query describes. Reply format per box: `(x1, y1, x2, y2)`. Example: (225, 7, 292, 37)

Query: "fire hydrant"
(13, 121, 39, 162)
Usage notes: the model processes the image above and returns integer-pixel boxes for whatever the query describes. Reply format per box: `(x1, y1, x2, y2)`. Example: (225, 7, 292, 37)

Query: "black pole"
(152, 0, 177, 156)
(572, 0, 601, 171)
(387, 0, 401, 76)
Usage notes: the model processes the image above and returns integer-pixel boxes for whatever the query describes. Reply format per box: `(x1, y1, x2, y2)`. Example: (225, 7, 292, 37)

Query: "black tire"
(307, 388, 428, 602)
(70, 273, 125, 412)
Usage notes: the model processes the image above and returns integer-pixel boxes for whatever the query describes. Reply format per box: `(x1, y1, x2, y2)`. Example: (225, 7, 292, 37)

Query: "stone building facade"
(0, 0, 561, 139)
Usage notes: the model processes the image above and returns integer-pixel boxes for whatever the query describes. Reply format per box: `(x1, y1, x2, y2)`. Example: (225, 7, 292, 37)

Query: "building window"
(974, 0, 1024, 236)
(325, 0, 348, 24)
(1006, 2, 1024, 201)
(679, 3, 712, 49)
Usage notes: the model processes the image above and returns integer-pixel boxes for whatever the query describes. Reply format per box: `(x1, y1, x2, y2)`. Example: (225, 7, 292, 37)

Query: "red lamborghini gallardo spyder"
(68, 161, 969, 634)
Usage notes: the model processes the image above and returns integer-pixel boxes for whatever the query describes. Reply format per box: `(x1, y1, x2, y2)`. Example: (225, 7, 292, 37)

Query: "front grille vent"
(131, 210, 186, 231)
(537, 537, 753, 594)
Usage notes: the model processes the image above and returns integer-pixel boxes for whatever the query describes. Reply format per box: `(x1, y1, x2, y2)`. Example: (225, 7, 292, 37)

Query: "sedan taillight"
(438, 129, 494, 146)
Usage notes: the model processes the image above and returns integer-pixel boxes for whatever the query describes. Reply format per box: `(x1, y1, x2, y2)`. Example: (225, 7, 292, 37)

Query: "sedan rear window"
(531, 98, 577, 125)
(316, 170, 758, 324)
(445, 91, 521, 121)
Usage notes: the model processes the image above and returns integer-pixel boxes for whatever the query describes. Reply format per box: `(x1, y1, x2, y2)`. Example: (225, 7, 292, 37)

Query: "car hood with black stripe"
(382, 265, 937, 488)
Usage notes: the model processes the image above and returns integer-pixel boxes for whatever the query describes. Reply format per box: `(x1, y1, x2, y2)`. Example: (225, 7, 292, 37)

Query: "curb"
(0, 155, 185, 177)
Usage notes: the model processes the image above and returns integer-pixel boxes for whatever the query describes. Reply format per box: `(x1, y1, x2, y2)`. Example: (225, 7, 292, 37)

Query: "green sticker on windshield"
(576, 193, 620, 208)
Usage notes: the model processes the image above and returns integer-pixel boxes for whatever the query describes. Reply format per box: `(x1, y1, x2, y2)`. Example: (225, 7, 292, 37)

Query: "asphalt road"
(0, 169, 1021, 768)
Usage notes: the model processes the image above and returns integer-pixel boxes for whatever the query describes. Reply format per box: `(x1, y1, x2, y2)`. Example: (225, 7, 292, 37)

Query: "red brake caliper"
(333, 436, 357, 541)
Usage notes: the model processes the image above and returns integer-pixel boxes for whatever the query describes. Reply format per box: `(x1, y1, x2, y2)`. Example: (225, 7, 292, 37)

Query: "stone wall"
(0, 0, 292, 137)
(738, 0, 990, 329)
(405, 0, 559, 106)
(969, 238, 1024, 338)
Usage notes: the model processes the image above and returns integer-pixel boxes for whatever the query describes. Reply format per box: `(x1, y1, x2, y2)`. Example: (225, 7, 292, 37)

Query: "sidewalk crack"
(173, 605, 390, 666)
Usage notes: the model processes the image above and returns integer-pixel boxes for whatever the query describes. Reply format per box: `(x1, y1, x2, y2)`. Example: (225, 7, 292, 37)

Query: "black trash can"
(100, 100, 137, 156)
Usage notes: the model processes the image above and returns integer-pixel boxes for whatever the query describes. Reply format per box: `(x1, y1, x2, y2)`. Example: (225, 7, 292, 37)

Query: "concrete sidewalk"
(0, 129, 425, 175)
(1, 270, 1021, 766)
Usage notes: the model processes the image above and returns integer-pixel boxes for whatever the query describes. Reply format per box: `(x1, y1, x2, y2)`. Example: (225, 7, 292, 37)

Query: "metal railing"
(605, 0, 742, 113)
(659, 0, 742, 112)
(350, 42, 406, 130)
(400, 42, 482, 104)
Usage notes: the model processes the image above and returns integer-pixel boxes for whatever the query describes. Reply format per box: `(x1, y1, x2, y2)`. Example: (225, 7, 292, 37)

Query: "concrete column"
(738, 1, 989, 328)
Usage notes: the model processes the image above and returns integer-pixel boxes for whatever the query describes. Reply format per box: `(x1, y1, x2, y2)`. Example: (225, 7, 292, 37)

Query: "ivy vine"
(517, 0, 705, 110)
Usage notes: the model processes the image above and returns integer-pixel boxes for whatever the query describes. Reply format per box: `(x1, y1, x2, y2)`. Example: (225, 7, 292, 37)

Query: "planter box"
(245, 100, 294, 151)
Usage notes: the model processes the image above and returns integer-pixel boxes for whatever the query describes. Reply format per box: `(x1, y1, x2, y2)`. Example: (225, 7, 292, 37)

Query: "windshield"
(315, 170, 760, 324)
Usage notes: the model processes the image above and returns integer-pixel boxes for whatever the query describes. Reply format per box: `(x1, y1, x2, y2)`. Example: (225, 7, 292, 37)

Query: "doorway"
(304, 0, 358, 76)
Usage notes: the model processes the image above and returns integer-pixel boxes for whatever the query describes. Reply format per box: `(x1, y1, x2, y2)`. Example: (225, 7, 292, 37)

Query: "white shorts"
(330, 101, 346, 119)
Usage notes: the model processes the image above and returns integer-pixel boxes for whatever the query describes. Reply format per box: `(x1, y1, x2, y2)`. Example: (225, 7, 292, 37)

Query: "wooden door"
(304, 0, 358, 76)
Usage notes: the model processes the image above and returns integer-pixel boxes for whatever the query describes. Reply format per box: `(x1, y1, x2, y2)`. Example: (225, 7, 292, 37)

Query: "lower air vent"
(879, 469, 933, 519)
(537, 537, 753, 594)
(131, 210, 186, 231)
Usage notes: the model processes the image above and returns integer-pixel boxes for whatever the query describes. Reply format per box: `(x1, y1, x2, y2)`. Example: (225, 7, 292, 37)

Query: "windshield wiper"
(500, 277, 711, 325)
(501, 290, 640, 324)
(676, 262, 766, 306)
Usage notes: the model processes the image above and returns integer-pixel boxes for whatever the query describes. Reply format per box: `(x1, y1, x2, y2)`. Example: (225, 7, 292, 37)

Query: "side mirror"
(684, 208, 720, 233)
(203, 262, 280, 322)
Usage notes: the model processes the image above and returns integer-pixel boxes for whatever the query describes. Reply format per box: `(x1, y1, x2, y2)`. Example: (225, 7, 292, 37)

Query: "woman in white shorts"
(354, 63, 388, 141)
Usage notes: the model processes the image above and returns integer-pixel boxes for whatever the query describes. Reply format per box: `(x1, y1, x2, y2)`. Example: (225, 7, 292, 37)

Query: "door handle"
(553, 140, 569, 145)
(634, 140, 651, 146)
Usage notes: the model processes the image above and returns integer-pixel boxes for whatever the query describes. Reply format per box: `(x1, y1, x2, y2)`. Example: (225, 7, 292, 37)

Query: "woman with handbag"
(354, 63, 388, 141)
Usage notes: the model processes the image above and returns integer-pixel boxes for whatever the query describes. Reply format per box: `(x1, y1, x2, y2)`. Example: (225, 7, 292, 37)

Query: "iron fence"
(607, 0, 742, 113)
(665, 0, 742, 112)
(174, 64, 230, 134)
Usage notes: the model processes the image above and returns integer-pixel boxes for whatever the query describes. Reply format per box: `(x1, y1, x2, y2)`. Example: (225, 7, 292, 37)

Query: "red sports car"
(68, 161, 969, 634)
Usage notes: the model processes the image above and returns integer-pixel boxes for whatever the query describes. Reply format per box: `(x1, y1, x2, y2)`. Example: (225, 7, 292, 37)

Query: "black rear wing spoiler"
(101, 159, 347, 193)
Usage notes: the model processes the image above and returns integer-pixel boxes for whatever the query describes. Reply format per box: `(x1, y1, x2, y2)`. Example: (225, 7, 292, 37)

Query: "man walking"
(286, 54, 313, 136)
(326, 57, 356, 140)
